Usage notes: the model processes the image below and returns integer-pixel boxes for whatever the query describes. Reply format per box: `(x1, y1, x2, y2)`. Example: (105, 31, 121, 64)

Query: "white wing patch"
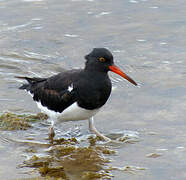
(68, 83, 73, 92)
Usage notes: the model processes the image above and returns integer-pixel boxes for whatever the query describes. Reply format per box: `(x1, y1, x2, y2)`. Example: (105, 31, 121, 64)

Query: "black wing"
(16, 70, 80, 113)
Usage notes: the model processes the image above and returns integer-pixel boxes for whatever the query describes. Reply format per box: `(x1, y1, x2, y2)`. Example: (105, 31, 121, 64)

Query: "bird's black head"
(84, 48, 137, 86)
(85, 48, 114, 73)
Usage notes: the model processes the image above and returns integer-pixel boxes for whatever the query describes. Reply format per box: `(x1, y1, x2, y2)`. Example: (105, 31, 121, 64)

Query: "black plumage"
(17, 68, 111, 112)
(16, 48, 117, 113)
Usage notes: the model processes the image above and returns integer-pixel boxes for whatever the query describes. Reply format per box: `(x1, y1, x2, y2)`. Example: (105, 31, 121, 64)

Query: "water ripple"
(0, 22, 33, 33)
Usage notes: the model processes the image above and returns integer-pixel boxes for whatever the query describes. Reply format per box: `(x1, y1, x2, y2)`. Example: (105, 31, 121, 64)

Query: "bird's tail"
(15, 76, 33, 82)
(15, 76, 31, 90)
(15, 76, 46, 90)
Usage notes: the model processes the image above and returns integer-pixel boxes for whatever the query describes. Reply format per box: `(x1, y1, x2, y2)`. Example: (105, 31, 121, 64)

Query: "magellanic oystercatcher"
(16, 48, 137, 142)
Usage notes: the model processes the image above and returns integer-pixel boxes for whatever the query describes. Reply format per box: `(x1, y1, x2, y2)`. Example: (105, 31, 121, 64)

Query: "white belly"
(36, 102, 100, 122)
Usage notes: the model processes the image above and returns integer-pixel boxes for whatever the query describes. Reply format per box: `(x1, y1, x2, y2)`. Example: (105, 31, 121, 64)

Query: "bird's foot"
(89, 117, 111, 142)
(89, 128, 124, 144)
(89, 126, 111, 142)
(96, 134, 112, 142)
(48, 126, 55, 144)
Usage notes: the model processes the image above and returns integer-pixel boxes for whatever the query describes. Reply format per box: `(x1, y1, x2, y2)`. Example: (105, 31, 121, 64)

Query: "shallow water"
(1, 0, 186, 179)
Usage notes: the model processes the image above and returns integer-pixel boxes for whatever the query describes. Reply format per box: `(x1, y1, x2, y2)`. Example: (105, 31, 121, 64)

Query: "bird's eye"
(99, 57, 106, 62)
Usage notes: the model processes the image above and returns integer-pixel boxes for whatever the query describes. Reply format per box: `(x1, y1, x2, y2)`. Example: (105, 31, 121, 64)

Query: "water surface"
(1, 0, 186, 179)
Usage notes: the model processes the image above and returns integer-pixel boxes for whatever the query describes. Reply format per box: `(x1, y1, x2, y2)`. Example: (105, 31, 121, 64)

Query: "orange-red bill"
(109, 65, 137, 86)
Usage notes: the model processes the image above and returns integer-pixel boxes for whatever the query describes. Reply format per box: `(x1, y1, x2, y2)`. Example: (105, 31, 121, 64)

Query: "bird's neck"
(84, 65, 108, 74)
(84, 69, 109, 79)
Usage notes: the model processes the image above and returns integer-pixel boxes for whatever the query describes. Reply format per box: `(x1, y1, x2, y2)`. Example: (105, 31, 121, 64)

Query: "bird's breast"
(76, 75, 112, 110)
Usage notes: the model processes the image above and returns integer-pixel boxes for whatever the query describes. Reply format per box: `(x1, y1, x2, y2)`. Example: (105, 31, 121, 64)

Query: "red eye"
(99, 57, 106, 62)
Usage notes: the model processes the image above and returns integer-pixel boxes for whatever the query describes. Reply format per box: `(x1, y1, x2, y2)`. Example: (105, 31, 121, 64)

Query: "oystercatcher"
(16, 48, 137, 142)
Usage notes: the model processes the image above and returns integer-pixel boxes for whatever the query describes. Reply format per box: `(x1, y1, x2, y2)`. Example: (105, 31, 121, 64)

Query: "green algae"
(23, 155, 50, 168)
(22, 138, 115, 180)
(82, 170, 113, 180)
(0, 112, 48, 130)
(39, 166, 68, 179)
(88, 136, 98, 146)
(53, 137, 78, 145)
(108, 165, 146, 174)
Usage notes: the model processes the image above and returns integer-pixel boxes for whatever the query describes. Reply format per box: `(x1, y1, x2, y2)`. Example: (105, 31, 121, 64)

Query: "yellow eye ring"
(99, 57, 106, 62)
